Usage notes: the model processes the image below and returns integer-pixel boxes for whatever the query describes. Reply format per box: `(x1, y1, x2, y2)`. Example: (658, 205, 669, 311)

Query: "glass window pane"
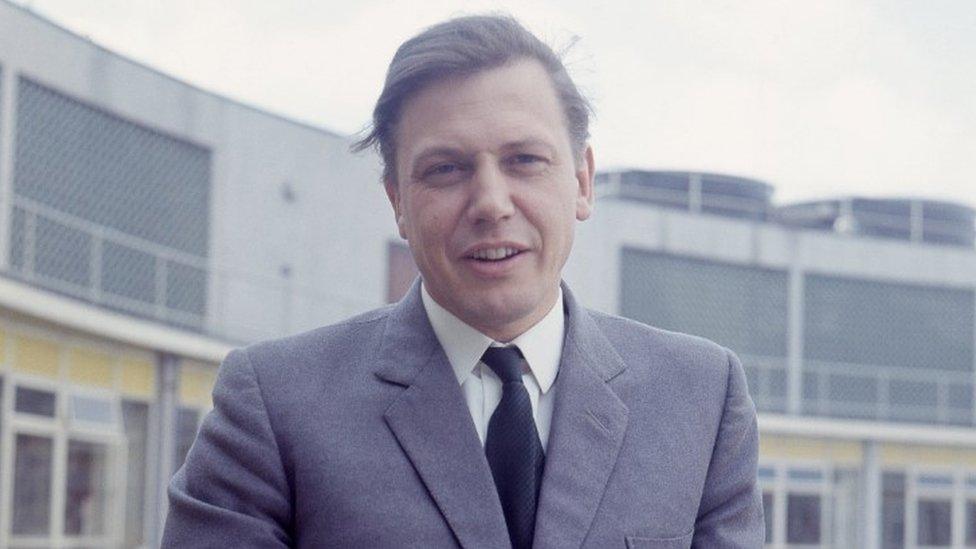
(786, 493, 821, 543)
(804, 274, 974, 372)
(69, 394, 115, 425)
(620, 249, 789, 357)
(174, 407, 200, 469)
(12, 433, 54, 535)
(64, 439, 109, 536)
(15, 386, 56, 417)
(965, 500, 976, 546)
(882, 472, 905, 549)
(123, 400, 149, 546)
(917, 498, 952, 546)
(788, 468, 824, 482)
(762, 492, 774, 543)
(918, 474, 954, 487)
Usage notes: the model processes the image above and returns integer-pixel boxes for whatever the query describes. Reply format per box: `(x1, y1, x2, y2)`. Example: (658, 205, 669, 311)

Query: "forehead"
(393, 59, 570, 166)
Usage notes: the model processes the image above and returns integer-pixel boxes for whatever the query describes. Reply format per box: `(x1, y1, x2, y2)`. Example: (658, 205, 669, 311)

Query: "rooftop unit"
(774, 197, 976, 248)
(595, 170, 773, 221)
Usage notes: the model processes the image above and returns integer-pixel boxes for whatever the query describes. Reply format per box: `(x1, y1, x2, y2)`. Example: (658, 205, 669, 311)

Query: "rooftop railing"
(4, 196, 374, 344)
(741, 354, 974, 426)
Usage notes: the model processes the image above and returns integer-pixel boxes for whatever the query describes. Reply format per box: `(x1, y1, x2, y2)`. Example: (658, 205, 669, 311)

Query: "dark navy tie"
(482, 346, 545, 549)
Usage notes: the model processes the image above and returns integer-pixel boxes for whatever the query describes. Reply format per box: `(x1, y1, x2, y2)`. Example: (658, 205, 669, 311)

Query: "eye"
(507, 153, 549, 175)
(419, 161, 469, 185)
(427, 163, 458, 175)
(513, 154, 543, 164)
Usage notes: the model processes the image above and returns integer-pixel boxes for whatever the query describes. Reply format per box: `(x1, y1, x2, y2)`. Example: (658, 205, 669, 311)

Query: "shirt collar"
(421, 282, 563, 394)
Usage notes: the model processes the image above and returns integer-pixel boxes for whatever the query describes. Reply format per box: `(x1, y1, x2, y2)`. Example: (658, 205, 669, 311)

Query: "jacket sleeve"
(162, 348, 293, 548)
(692, 350, 765, 548)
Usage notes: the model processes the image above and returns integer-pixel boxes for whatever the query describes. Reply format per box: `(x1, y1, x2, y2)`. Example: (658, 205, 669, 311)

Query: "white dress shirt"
(420, 283, 563, 452)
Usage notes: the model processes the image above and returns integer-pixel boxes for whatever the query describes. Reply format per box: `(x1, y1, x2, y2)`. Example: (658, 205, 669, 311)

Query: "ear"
(574, 145, 595, 221)
(383, 176, 408, 239)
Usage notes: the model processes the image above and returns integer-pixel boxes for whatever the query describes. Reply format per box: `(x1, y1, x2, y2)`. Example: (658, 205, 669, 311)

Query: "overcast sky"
(15, 0, 976, 206)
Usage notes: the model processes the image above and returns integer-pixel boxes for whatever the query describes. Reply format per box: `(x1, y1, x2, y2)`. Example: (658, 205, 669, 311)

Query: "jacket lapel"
(532, 284, 630, 549)
(375, 280, 511, 549)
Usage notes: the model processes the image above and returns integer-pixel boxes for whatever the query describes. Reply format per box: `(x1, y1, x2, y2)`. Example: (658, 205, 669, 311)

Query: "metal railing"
(739, 354, 974, 426)
(802, 359, 973, 426)
(10, 196, 208, 329)
(4, 197, 375, 343)
(596, 176, 770, 219)
(597, 176, 975, 248)
(740, 355, 789, 413)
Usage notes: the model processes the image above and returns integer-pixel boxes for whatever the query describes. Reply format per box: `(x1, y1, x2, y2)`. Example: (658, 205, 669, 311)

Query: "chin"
(466, 289, 540, 328)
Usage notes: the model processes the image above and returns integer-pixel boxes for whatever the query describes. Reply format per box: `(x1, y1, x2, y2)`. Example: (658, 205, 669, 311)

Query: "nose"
(466, 160, 515, 224)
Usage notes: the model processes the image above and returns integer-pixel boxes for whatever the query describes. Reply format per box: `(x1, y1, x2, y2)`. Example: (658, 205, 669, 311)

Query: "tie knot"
(481, 346, 525, 383)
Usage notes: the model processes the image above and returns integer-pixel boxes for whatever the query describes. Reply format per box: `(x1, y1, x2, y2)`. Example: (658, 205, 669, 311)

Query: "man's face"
(385, 58, 595, 341)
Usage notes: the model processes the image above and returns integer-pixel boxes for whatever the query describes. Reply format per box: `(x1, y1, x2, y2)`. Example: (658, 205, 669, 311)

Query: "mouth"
(461, 245, 528, 276)
(465, 246, 525, 262)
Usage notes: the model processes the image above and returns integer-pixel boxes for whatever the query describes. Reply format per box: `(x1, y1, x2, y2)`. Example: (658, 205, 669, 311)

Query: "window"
(804, 275, 974, 372)
(786, 493, 821, 544)
(174, 407, 201, 469)
(123, 400, 150, 546)
(620, 250, 789, 357)
(64, 439, 110, 536)
(966, 500, 976, 547)
(15, 386, 56, 417)
(14, 77, 212, 325)
(762, 492, 774, 544)
(804, 275, 975, 423)
(12, 433, 54, 535)
(69, 393, 117, 425)
(917, 498, 952, 546)
(882, 472, 905, 549)
(620, 250, 790, 413)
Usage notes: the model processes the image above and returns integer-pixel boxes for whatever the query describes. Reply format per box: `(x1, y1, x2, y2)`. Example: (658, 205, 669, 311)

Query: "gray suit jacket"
(163, 281, 763, 548)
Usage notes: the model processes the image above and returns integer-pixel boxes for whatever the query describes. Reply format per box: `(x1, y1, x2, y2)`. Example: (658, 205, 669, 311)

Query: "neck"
(469, 289, 560, 344)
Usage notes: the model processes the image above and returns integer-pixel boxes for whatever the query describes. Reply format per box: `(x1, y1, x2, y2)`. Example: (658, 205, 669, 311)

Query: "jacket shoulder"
(236, 304, 394, 379)
(586, 309, 733, 379)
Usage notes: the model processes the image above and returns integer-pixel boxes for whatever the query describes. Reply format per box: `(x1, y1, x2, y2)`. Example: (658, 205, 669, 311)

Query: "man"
(164, 15, 764, 548)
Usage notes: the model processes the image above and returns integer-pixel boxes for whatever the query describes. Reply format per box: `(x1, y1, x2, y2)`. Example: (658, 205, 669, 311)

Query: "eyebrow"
(499, 139, 558, 156)
(407, 138, 561, 173)
(411, 147, 466, 165)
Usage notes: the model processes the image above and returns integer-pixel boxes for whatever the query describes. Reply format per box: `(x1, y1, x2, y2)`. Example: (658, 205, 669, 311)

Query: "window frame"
(759, 460, 834, 549)
(1, 373, 126, 548)
(907, 466, 969, 549)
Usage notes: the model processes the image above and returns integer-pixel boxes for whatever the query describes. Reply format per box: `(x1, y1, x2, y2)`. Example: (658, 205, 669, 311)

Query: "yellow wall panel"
(120, 358, 156, 399)
(882, 444, 976, 467)
(180, 363, 217, 408)
(68, 349, 115, 388)
(13, 335, 61, 379)
(760, 435, 862, 464)
(0, 329, 7, 363)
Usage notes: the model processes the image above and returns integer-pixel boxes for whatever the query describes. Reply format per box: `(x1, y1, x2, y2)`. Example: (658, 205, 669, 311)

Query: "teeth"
(472, 247, 518, 260)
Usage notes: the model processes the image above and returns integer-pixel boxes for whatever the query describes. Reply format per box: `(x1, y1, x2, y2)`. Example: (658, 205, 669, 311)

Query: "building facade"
(2, 2, 976, 548)
(577, 171, 976, 548)
(0, 2, 391, 547)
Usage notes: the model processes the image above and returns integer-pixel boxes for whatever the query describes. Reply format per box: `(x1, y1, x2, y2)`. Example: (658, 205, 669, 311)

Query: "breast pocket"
(625, 529, 693, 549)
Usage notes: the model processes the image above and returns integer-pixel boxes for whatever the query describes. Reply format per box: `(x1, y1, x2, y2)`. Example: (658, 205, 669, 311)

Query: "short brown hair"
(352, 14, 592, 182)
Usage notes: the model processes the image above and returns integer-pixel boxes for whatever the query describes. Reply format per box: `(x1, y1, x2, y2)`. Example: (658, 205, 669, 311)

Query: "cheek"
(413, 213, 453, 258)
